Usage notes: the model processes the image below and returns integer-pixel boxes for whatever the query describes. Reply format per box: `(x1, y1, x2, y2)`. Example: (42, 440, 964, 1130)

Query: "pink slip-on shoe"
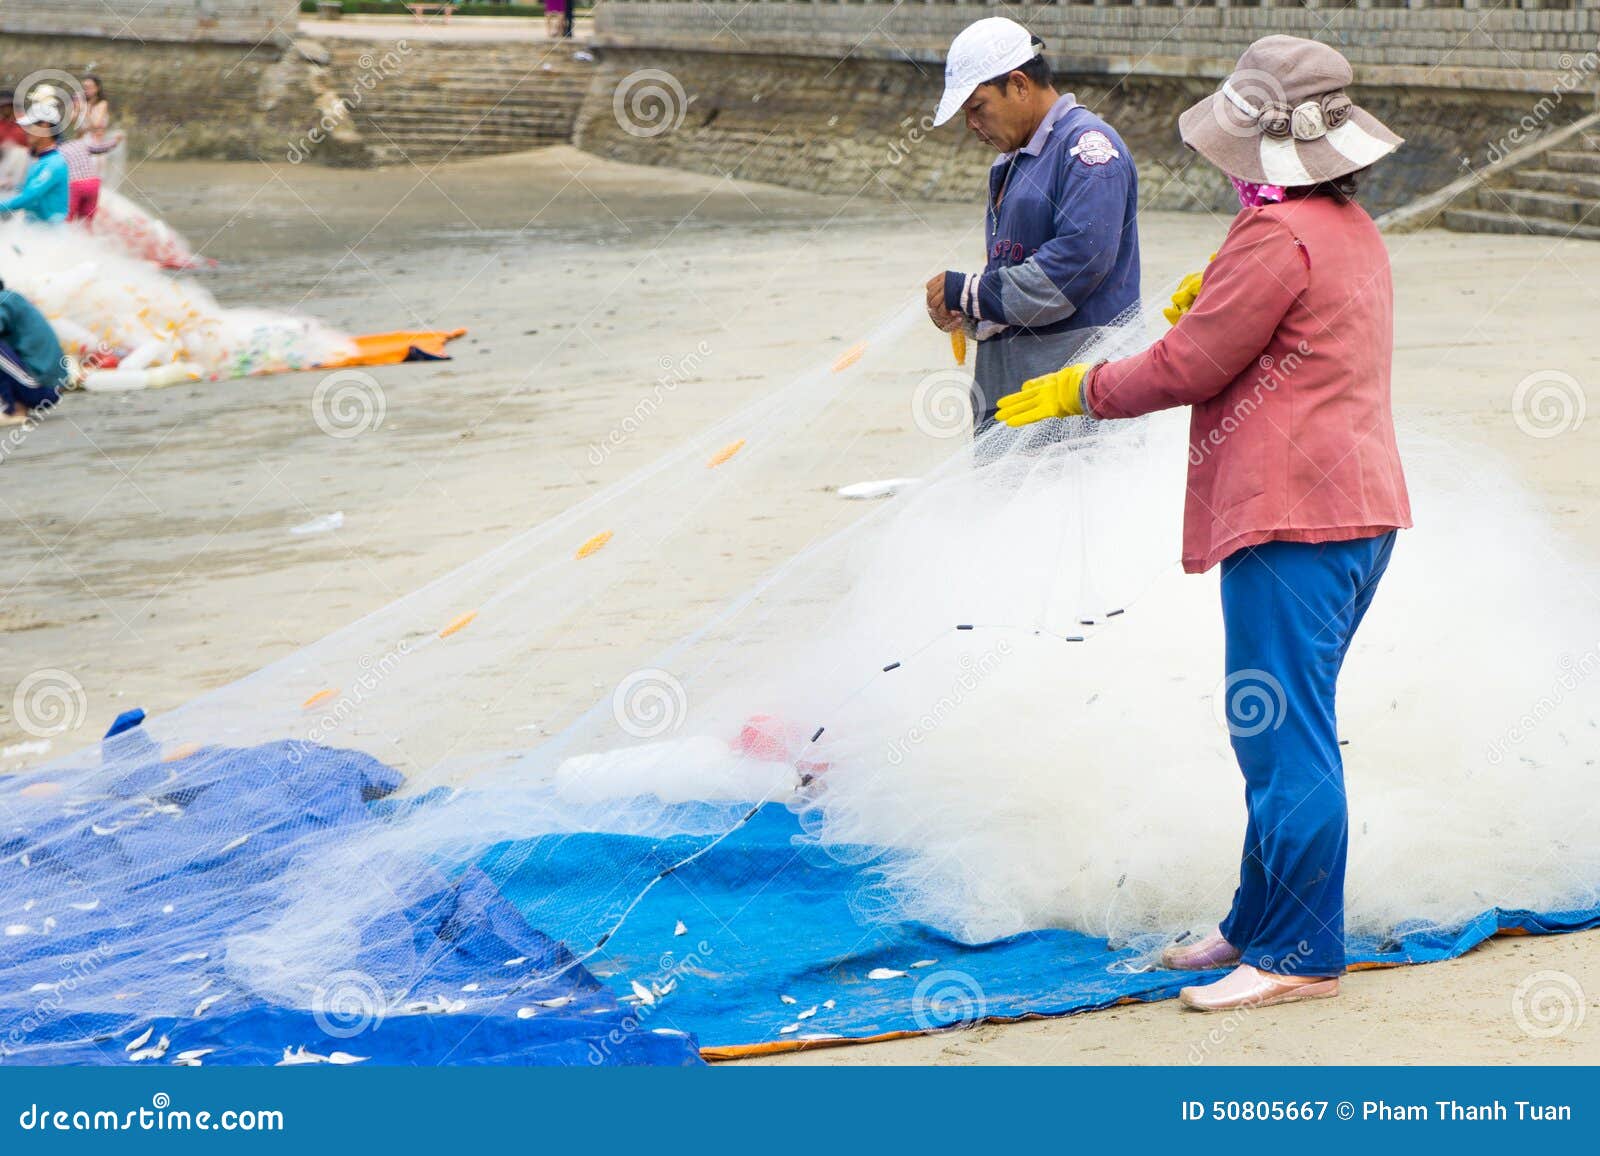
(1179, 963, 1340, 1012)
(1160, 929, 1241, 971)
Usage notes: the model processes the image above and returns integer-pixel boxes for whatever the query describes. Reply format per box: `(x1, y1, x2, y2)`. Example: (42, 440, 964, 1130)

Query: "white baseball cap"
(17, 103, 62, 128)
(933, 17, 1043, 127)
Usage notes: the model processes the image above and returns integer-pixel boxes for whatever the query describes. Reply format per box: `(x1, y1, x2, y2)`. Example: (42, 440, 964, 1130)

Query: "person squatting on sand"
(923, 17, 1140, 432)
(997, 35, 1413, 1012)
(0, 279, 69, 426)
(0, 103, 70, 225)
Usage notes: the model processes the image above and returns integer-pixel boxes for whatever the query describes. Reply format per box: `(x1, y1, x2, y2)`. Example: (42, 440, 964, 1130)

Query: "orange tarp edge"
(702, 928, 1534, 1062)
(318, 328, 468, 369)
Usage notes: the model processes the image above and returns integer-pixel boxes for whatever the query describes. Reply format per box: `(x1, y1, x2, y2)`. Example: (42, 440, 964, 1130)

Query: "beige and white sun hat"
(1178, 35, 1402, 187)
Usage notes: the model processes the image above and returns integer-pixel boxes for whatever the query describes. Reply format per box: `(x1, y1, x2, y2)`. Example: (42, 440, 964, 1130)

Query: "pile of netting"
(2, 215, 352, 389)
(5, 288, 1599, 1064)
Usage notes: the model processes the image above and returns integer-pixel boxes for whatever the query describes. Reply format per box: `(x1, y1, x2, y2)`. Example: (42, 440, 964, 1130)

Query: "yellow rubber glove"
(1161, 252, 1217, 325)
(1162, 271, 1204, 325)
(995, 362, 1091, 427)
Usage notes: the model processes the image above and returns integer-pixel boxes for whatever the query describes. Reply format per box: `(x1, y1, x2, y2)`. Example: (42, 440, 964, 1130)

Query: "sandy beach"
(3, 146, 1598, 1065)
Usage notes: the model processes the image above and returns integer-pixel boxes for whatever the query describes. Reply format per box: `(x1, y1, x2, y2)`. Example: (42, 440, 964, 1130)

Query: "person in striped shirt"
(59, 130, 124, 224)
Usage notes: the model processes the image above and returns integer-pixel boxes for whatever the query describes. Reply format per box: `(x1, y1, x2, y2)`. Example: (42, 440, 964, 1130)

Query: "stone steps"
(1446, 124, 1600, 240)
(1442, 207, 1600, 241)
(1507, 168, 1600, 200)
(315, 41, 593, 164)
(1544, 149, 1600, 176)
(1475, 185, 1597, 226)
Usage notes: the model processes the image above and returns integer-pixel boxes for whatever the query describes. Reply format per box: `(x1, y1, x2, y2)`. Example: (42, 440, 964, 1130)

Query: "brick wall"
(595, 2, 1600, 90)
(0, 0, 296, 46)
(573, 2, 1600, 212)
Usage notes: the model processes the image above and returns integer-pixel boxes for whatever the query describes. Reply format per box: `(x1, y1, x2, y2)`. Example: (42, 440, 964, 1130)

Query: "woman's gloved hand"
(1161, 253, 1217, 325)
(995, 362, 1091, 427)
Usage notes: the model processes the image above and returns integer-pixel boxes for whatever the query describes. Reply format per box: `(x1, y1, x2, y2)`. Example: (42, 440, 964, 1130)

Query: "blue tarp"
(485, 803, 1600, 1055)
(7, 729, 1599, 1064)
(0, 729, 698, 1067)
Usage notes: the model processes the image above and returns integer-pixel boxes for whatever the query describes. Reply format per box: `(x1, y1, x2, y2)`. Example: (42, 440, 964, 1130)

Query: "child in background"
(59, 131, 125, 223)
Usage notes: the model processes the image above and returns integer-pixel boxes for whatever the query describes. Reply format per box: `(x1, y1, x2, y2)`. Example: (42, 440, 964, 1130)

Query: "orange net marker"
(438, 611, 478, 639)
(951, 330, 967, 365)
(831, 342, 867, 373)
(301, 689, 338, 710)
(707, 439, 746, 468)
(576, 531, 613, 559)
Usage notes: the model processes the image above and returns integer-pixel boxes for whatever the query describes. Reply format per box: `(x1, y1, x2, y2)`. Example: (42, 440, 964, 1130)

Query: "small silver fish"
(194, 993, 224, 1016)
(129, 1035, 170, 1062)
(779, 995, 797, 1005)
(533, 996, 574, 1009)
(796, 1006, 818, 1020)
(125, 1026, 154, 1052)
(628, 981, 656, 1006)
(910, 959, 938, 969)
(277, 1046, 326, 1066)
(327, 1052, 367, 1065)
(866, 968, 907, 980)
(673, 920, 687, 937)
(779, 1024, 800, 1035)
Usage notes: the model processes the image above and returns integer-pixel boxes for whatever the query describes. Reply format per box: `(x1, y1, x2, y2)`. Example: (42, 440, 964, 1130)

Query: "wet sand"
(3, 146, 1598, 1064)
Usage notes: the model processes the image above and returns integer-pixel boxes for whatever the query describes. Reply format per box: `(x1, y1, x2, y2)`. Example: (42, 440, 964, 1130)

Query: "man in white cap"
(925, 17, 1140, 431)
(0, 103, 70, 224)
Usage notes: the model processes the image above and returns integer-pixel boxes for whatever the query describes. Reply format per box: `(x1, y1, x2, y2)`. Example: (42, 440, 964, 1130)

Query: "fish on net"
(5, 286, 1599, 1063)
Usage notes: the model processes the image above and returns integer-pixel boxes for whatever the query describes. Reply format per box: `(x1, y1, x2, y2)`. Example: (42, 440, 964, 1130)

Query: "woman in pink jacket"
(998, 36, 1412, 1013)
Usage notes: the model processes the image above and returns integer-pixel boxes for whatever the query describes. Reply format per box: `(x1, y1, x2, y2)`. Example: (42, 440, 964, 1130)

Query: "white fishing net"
(6, 283, 1600, 1059)
(2, 215, 351, 385)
